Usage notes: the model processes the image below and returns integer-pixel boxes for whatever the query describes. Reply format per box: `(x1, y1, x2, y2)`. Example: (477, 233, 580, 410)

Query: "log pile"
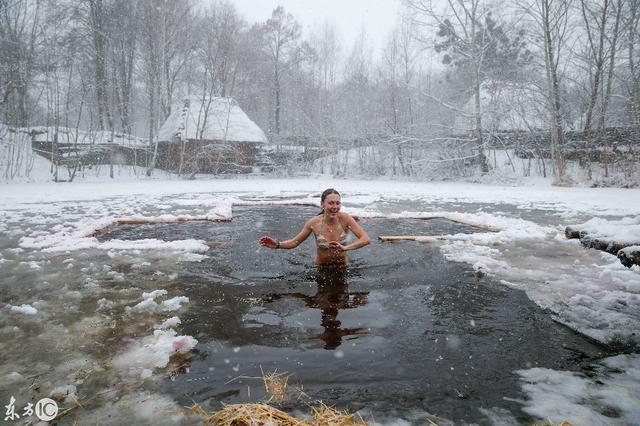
(565, 226, 640, 268)
(618, 247, 640, 268)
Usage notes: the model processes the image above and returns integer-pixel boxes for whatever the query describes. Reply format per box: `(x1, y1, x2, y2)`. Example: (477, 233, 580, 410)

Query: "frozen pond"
(1, 190, 638, 425)
(109, 207, 611, 424)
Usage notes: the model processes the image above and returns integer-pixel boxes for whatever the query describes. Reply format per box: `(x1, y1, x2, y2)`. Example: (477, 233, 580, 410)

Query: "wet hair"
(318, 188, 340, 215)
(321, 188, 340, 203)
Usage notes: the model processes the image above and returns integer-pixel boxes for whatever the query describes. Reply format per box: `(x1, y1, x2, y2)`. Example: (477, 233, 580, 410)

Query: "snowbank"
(3, 179, 639, 217)
(517, 354, 640, 424)
(17, 199, 232, 254)
(568, 216, 640, 245)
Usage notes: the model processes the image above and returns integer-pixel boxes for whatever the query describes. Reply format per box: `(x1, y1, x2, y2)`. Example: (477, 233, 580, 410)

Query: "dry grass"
(310, 402, 367, 426)
(262, 369, 290, 402)
(190, 403, 309, 426)
(190, 369, 369, 425)
(190, 402, 369, 426)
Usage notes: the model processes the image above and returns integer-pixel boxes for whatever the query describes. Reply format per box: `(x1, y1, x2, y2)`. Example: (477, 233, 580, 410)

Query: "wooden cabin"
(156, 97, 268, 174)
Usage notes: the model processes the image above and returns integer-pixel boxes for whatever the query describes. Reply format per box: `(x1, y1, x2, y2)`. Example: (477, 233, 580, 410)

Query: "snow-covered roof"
(11, 126, 149, 147)
(158, 97, 268, 144)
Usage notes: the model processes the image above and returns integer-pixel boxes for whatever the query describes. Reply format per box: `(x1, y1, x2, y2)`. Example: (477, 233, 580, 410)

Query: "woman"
(258, 188, 370, 266)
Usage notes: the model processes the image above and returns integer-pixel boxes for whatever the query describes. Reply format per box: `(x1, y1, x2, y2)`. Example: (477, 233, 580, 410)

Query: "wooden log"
(365, 215, 499, 232)
(234, 202, 319, 208)
(206, 241, 229, 248)
(428, 217, 498, 232)
(618, 247, 640, 268)
(90, 217, 230, 238)
(566, 224, 640, 267)
(579, 235, 628, 255)
(115, 218, 230, 225)
(378, 235, 448, 242)
(565, 226, 581, 239)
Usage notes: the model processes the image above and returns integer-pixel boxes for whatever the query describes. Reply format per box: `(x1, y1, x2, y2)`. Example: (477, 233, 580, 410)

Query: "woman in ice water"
(259, 188, 370, 266)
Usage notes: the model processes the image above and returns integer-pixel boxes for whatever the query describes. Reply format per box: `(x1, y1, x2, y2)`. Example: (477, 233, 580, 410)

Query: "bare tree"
(142, 0, 195, 176)
(398, 15, 420, 132)
(599, 0, 623, 131)
(261, 6, 302, 135)
(580, 0, 609, 135)
(519, 0, 574, 182)
(309, 20, 340, 138)
(341, 29, 375, 138)
(109, 0, 139, 134)
(198, 0, 244, 99)
(578, 0, 624, 178)
(0, 0, 41, 127)
(141, 0, 162, 175)
(86, 0, 113, 131)
(627, 0, 640, 127)
(408, 1, 532, 175)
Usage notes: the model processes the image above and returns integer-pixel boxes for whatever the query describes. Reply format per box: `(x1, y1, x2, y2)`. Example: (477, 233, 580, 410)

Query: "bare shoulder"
(339, 212, 356, 227)
(306, 215, 320, 229)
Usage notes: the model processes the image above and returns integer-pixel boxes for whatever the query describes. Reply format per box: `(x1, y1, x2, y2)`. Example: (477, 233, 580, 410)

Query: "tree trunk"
(581, 0, 608, 135)
(631, 1, 640, 128)
(541, 0, 566, 181)
(275, 66, 281, 134)
(89, 0, 113, 131)
(599, 0, 622, 131)
(474, 68, 489, 174)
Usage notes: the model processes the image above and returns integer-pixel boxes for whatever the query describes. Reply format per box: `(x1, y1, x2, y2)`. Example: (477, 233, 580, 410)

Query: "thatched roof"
(158, 97, 268, 144)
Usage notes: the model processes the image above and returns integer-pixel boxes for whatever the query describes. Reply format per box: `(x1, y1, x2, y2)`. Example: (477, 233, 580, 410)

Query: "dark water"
(101, 206, 611, 425)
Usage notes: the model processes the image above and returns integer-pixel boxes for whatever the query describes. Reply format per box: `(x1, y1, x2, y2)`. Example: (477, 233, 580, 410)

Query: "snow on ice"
(126, 292, 189, 314)
(111, 328, 198, 376)
(1, 178, 639, 424)
(569, 216, 640, 244)
(16, 199, 232, 254)
(7, 304, 38, 315)
(516, 354, 640, 424)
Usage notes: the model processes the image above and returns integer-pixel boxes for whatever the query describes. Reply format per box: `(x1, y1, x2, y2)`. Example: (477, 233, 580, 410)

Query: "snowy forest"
(1, 0, 640, 185)
(2, 2, 640, 425)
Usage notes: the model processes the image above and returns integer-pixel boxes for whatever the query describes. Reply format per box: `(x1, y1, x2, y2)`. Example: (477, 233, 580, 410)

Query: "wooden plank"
(206, 241, 229, 248)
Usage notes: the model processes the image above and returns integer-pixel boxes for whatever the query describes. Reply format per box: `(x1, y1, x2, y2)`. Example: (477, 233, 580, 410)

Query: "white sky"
(229, 0, 402, 53)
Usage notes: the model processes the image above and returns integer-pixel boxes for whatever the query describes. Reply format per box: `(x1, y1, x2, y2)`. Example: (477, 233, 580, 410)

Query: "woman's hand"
(328, 241, 346, 251)
(259, 236, 279, 249)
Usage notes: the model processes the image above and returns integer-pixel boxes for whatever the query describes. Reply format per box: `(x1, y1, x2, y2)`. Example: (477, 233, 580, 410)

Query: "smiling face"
(321, 193, 341, 217)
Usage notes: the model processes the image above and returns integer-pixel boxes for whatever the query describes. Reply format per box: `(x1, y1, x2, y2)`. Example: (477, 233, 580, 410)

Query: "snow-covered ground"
(1, 177, 639, 424)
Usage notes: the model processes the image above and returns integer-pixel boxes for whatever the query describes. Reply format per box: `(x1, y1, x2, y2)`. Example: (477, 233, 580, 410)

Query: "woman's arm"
(329, 214, 370, 251)
(259, 220, 313, 249)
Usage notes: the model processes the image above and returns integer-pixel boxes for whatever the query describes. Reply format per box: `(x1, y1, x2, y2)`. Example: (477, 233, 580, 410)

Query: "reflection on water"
(263, 265, 369, 350)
